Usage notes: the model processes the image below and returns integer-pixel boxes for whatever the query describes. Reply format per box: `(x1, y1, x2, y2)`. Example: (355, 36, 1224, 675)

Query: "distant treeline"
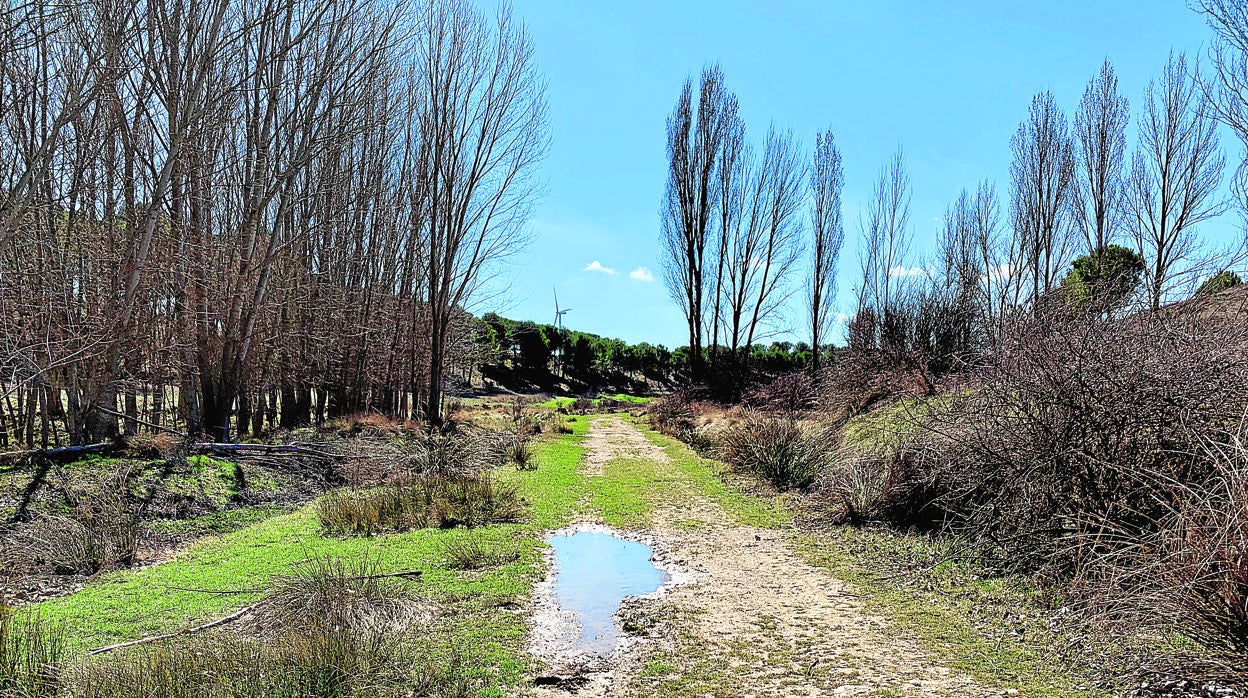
(470, 314, 820, 389)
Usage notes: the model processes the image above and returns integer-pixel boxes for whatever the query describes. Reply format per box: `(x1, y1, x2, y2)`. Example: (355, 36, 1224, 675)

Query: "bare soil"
(527, 416, 994, 698)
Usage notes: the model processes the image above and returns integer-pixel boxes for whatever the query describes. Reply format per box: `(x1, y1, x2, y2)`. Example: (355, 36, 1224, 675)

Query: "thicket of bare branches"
(893, 303, 1248, 669)
(0, 0, 547, 445)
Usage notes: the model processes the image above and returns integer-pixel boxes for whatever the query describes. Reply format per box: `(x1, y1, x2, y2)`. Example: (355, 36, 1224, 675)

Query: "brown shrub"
(717, 411, 834, 491)
(5, 474, 140, 576)
(742, 372, 816, 414)
(648, 387, 706, 439)
(316, 473, 522, 536)
(913, 307, 1248, 577)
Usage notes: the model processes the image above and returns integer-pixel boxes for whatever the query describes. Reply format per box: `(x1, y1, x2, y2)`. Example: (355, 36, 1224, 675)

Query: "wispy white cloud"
(629, 266, 655, 282)
(584, 260, 616, 275)
(983, 264, 1013, 284)
(833, 311, 850, 325)
(888, 265, 929, 278)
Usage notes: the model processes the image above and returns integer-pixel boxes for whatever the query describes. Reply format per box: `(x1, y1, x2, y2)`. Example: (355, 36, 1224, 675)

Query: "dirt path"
(528, 416, 994, 698)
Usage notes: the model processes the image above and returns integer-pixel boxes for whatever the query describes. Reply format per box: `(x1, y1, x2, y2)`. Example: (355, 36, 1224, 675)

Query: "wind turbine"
(553, 288, 571, 329)
(553, 288, 571, 375)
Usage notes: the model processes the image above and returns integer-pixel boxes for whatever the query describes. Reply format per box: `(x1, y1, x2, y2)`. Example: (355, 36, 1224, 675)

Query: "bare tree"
(966, 182, 1012, 338)
(415, 0, 548, 426)
(1198, 0, 1248, 217)
(856, 149, 913, 329)
(808, 128, 844, 374)
(718, 126, 806, 359)
(708, 98, 744, 373)
(1073, 59, 1130, 254)
(1128, 52, 1227, 311)
(743, 126, 806, 351)
(1009, 91, 1076, 303)
(661, 64, 734, 382)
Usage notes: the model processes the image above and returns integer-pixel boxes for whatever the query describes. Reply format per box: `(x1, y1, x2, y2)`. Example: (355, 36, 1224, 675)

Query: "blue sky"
(478, 0, 1240, 349)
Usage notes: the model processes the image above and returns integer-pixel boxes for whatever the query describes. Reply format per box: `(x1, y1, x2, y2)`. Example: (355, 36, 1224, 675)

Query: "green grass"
(499, 414, 591, 528)
(33, 416, 597, 695)
(534, 393, 653, 409)
(603, 393, 653, 404)
(635, 423, 789, 529)
(144, 505, 290, 538)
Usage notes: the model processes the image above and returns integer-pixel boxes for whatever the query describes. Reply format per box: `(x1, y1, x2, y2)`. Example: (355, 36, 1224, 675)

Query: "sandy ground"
(525, 416, 996, 698)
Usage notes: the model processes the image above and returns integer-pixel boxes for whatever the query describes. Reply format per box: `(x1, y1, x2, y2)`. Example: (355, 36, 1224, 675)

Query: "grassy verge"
(634, 421, 789, 529)
(30, 415, 595, 696)
(534, 393, 653, 410)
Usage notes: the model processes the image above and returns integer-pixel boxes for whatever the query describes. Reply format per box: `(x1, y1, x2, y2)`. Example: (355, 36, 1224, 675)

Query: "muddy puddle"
(528, 525, 675, 681)
(548, 530, 666, 654)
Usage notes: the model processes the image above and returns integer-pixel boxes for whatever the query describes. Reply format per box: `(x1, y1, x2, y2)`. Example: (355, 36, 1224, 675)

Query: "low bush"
(507, 437, 537, 471)
(815, 450, 890, 524)
(317, 473, 522, 536)
(717, 412, 834, 491)
(265, 555, 405, 631)
(124, 431, 183, 458)
(0, 595, 66, 697)
(326, 412, 419, 437)
(66, 616, 471, 698)
(648, 387, 706, 440)
(409, 430, 512, 478)
(441, 536, 497, 571)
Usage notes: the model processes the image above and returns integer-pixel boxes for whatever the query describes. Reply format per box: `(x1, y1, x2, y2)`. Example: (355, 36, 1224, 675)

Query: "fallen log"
(86, 604, 257, 656)
(0, 442, 113, 464)
(0, 440, 348, 464)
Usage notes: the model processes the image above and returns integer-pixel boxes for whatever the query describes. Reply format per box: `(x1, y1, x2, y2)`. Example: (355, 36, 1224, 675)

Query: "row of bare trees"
(660, 50, 1241, 389)
(0, 0, 547, 446)
(842, 46, 1246, 376)
(661, 65, 844, 389)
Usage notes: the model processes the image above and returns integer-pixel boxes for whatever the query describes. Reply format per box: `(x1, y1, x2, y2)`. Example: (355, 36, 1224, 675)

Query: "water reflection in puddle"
(547, 530, 667, 655)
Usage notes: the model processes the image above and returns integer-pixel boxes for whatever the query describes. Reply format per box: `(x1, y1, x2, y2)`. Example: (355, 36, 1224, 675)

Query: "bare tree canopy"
(1198, 0, 1248, 217)
(857, 149, 913, 326)
(1128, 52, 1226, 311)
(661, 64, 735, 381)
(1073, 59, 1130, 255)
(415, 0, 549, 425)
(808, 128, 844, 374)
(1009, 91, 1076, 303)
